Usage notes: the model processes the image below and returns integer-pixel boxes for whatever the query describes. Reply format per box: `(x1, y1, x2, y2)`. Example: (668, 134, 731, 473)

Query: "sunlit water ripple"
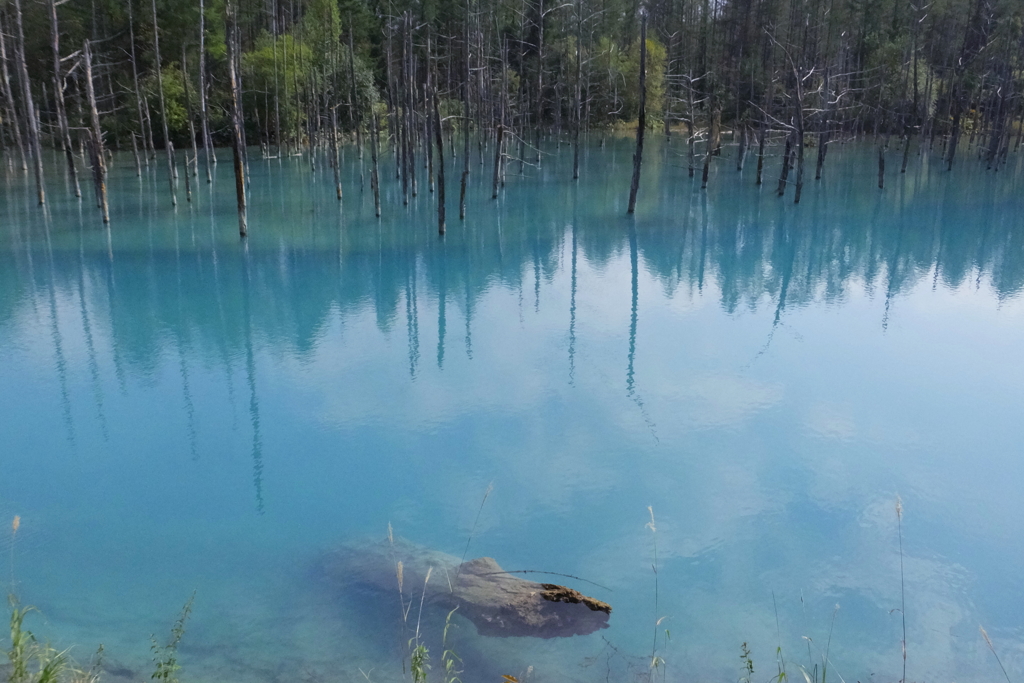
(1, 139, 1023, 683)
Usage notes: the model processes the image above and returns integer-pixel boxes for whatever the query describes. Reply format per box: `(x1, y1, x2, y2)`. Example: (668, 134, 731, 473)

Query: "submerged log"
(319, 538, 611, 639)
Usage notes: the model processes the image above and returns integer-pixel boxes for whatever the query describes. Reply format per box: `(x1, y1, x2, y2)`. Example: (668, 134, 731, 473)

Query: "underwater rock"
(319, 538, 611, 639)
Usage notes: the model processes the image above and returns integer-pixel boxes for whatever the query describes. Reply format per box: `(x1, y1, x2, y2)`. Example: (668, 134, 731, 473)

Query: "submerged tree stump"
(319, 538, 611, 639)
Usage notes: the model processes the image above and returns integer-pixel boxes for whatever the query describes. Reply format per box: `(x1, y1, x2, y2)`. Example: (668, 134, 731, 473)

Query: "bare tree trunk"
(127, 0, 154, 164)
(460, 0, 471, 218)
(626, 10, 647, 215)
(83, 40, 108, 222)
(47, 0, 80, 197)
(572, 0, 581, 180)
(348, 24, 363, 185)
(815, 68, 831, 180)
(199, 0, 214, 181)
(777, 132, 792, 196)
(686, 118, 695, 177)
(491, 124, 503, 198)
(701, 135, 711, 188)
(330, 107, 343, 199)
(433, 80, 446, 235)
(793, 70, 805, 204)
(152, 0, 177, 205)
(736, 125, 747, 171)
(0, 13, 28, 172)
(226, 2, 247, 236)
(131, 132, 141, 175)
(534, 0, 543, 165)
(878, 142, 885, 188)
(405, 14, 416, 197)
(370, 108, 381, 217)
(12, 0, 45, 204)
(182, 45, 199, 180)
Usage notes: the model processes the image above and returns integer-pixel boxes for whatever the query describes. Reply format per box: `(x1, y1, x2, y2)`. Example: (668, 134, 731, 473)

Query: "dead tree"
(83, 40, 108, 223)
(433, 80, 446, 234)
(151, 0, 177, 205)
(11, 0, 45, 204)
(199, 0, 214, 180)
(460, 0, 471, 218)
(370, 108, 381, 217)
(626, 8, 647, 214)
(226, 2, 247, 236)
(0, 11, 27, 171)
(127, 0, 154, 163)
(47, 0, 80, 197)
(182, 45, 199, 180)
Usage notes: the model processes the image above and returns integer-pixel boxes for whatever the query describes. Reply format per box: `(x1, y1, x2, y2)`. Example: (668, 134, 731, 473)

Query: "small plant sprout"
(980, 626, 1013, 683)
(456, 482, 494, 584)
(740, 642, 755, 683)
(895, 496, 907, 683)
(10, 515, 20, 588)
(772, 592, 788, 683)
(71, 644, 105, 683)
(7, 596, 71, 683)
(646, 506, 668, 682)
(441, 607, 462, 683)
(409, 643, 430, 683)
(150, 592, 196, 683)
(797, 605, 842, 683)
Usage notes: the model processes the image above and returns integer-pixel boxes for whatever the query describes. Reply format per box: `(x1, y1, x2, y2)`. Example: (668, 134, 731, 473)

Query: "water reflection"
(4, 149, 1021, 371)
(0, 142, 1022, 683)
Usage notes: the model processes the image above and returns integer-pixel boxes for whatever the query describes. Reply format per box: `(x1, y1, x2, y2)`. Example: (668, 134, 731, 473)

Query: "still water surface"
(1, 141, 1023, 683)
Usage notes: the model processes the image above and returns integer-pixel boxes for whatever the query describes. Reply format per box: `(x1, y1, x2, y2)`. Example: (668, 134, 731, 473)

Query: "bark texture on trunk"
(626, 10, 647, 215)
(84, 40, 109, 223)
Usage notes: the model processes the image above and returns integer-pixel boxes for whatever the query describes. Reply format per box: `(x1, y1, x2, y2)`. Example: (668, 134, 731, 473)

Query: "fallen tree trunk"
(319, 538, 611, 639)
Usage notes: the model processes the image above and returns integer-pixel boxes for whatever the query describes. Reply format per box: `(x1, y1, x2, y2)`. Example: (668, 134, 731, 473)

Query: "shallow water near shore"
(1, 138, 1023, 682)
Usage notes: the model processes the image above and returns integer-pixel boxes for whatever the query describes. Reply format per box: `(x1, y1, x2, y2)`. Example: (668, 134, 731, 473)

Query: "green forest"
(1, 0, 1022, 221)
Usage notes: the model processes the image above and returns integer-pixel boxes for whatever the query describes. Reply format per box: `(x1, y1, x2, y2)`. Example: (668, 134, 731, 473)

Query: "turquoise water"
(1, 140, 1023, 683)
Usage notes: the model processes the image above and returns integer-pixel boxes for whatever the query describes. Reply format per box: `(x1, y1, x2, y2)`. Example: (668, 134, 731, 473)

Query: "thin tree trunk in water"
(330, 107, 342, 199)
(0, 14, 28, 172)
(152, 0, 177, 205)
(370, 109, 381, 217)
(947, 87, 962, 171)
(756, 115, 766, 185)
(425, 66, 434, 193)
(433, 82, 446, 235)
(182, 46, 199, 181)
(347, 25, 363, 185)
(83, 40, 108, 223)
(492, 124, 503, 199)
(199, 0, 214, 180)
(534, 0, 543, 165)
(777, 133, 792, 196)
(686, 119, 695, 177)
(459, 0, 470, 219)
(127, 0, 153, 164)
(572, 0, 581, 180)
(626, 10, 647, 215)
(793, 70, 805, 204)
(405, 15, 416, 197)
(131, 132, 141, 175)
(815, 68, 830, 180)
(226, 2, 247, 236)
(701, 136, 711, 188)
(12, 0, 45, 204)
(736, 125, 747, 171)
(48, 0, 80, 197)
(878, 143, 885, 188)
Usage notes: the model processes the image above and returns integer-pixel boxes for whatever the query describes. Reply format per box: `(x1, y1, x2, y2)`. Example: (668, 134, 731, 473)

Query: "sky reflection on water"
(1, 140, 1023, 683)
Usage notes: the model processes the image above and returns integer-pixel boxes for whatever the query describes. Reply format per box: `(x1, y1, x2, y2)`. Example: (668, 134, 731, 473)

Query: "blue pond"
(1, 139, 1023, 683)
